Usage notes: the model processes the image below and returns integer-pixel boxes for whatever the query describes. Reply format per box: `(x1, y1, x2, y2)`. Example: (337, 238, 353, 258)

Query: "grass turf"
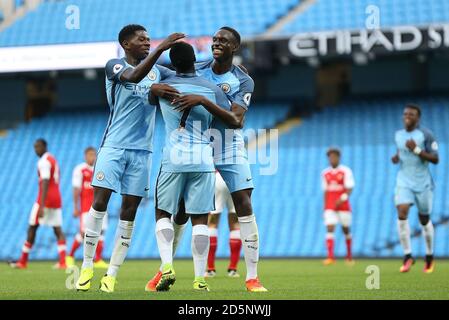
(0, 259, 448, 300)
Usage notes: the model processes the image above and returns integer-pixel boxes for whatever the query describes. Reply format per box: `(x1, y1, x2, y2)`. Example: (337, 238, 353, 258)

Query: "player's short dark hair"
(118, 24, 147, 45)
(35, 138, 47, 147)
(405, 103, 421, 117)
(169, 42, 196, 72)
(220, 26, 241, 46)
(84, 146, 96, 154)
(326, 147, 341, 157)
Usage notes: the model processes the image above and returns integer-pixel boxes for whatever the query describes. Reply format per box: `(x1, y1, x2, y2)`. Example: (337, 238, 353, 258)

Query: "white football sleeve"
(38, 158, 51, 180)
(72, 166, 82, 188)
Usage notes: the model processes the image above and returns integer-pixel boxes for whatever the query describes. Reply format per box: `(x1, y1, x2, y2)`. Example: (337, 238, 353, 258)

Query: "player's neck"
(212, 58, 233, 75)
(125, 55, 140, 67)
(176, 67, 195, 75)
(405, 124, 418, 132)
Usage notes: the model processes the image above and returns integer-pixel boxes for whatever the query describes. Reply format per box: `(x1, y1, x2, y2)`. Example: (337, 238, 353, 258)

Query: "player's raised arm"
(120, 32, 185, 84)
(172, 94, 242, 129)
(149, 83, 180, 104)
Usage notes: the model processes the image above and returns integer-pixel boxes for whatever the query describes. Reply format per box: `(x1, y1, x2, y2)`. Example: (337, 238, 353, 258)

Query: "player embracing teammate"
(146, 27, 267, 292)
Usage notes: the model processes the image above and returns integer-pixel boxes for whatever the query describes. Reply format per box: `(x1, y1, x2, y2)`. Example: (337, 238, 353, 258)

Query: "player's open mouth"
(212, 48, 223, 55)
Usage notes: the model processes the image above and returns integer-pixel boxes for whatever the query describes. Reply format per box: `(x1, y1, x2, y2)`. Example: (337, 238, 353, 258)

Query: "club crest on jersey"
(113, 64, 123, 74)
(148, 70, 157, 81)
(431, 141, 438, 151)
(219, 83, 231, 93)
(243, 93, 252, 106)
(96, 172, 105, 181)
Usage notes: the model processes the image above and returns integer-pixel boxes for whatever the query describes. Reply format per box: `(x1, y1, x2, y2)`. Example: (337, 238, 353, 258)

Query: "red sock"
(69, 234, 82, 257)
(95, 239, 104, 262)
(19, 241, 32, 265)
(57, 240, 66, 265)
(228, 230, 241, 270)
(208, 236, 217, 271)
(346, 238, 352, 260)
(326, 238, 335, 259)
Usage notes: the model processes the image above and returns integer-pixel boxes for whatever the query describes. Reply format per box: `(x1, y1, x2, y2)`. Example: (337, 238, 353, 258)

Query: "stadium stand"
(0, 0, 299, 46)
(1, 97, 448, 260)
(279, 0, 449, 35)
(0, 104, 291, 260)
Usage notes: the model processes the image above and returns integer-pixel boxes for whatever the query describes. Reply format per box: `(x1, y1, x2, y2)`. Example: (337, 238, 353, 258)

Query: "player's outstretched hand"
(157, 33, 186, 51)
(172, 94, 203, 111)
(391, 154, 400, 164)
(405, 139, 416, 151)
(151, 84, 180, 100)
(73, 209, 80, 217)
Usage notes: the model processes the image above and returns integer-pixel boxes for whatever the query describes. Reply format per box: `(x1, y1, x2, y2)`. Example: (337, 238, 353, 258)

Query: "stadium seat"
(279, 0, 449, 35)
(0, 0, 300, 47)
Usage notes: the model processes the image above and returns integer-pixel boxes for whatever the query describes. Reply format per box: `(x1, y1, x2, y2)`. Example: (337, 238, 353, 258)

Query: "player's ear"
(121, 39, 130, 51)
(232, 42, 240, 53)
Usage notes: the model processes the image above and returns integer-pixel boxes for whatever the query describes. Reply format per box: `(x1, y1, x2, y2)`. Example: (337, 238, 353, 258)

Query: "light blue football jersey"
(195, 60, 255, 163)
(395, 126, 438, 191)
(157, 72, 230, 172)
(102, 58, 173, 151)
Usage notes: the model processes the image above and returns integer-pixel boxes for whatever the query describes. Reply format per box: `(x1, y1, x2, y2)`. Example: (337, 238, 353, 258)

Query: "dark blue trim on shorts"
(154, 165, 163, 209)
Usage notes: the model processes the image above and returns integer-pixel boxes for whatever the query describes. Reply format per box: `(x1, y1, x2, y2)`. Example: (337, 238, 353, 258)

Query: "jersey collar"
(177, 72, 197, 78)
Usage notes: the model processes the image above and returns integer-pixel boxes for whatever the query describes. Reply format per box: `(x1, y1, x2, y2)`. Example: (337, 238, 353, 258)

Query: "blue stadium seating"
(0, 103, 291, 261)
(0, 0, 299, 47)
(1, 96, 448, 261)
(280, 0, 449, 35)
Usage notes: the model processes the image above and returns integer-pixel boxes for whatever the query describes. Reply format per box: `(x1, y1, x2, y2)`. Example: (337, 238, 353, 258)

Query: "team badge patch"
(96, 172, 105, 181)
(113, 64, 123, 74)
(219, 83, 231, 93)
(431, 141, 438, 151)
(148, 70, 157, 81)
(243, 93, 252, 106)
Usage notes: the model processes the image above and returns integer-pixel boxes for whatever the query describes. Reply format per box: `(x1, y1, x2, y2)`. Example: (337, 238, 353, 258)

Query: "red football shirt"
(321, 165, 355, 211)
(72, 163, 94, 213)
(36, 152, 62, 209)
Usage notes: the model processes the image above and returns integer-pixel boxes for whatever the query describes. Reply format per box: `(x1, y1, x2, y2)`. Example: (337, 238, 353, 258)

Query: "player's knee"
(191, 214, 208, 226)
(419, 214, 430, 226)
(234, 197, 252, 217)
(397, 207, 409, 220)
(208, 214, 219, 227)
(120, 206, 138, 221)
(92, 198, 108, 212)
(156, 209, 171, 222)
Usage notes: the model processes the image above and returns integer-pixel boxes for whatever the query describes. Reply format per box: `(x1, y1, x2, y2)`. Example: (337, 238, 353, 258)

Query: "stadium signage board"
(0, 37, 212, 73)
(287, 24, 449, 58)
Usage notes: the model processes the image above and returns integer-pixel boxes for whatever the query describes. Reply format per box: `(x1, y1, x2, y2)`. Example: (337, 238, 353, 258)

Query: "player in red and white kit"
(206, 171, 242, 278)
(321, 148, 355, 266)
(9, 139, 67, 269)
(66, 147, 108, 269)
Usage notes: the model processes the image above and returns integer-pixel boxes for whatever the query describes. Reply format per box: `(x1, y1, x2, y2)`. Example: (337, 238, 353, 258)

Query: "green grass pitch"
(1, 259, 448, 300)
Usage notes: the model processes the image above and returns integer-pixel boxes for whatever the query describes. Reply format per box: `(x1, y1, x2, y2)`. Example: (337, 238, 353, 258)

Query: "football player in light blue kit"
(392, 104, 439, 274)
(149, 27, 267, 292)
(148, 42, 242, 292)
(76, 24, 184, 293)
